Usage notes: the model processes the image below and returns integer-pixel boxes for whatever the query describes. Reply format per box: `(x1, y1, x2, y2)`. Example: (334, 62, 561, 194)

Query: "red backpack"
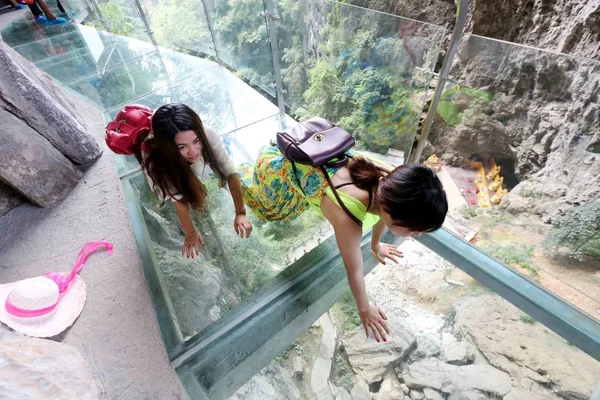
(105, 104, 153, 155)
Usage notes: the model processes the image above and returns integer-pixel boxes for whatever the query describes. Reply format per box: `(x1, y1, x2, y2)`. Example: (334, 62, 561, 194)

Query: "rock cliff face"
(336, 1, 600, 223)
(347, 0, 600, 61)
(467, 0, 600, 61)
(430, 34, 600, 222)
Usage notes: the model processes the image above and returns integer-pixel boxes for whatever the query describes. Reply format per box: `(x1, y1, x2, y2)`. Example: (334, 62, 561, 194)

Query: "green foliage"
(336, 291, 361, 332)
(458, 205, 481, 220)
(520, 314, 536, 324)
(480, 241, 539, 277)
(148, 0, 211, 51)
(544, 202, 600, 262)
(519, 189, 543, 200)
(88, 2, 134, 36)
(331, 348, 356, 392)
(207, 0, 274, 91)
(274, 339, 304, 365)
(437, 86, 493, 127)
(193, 179, 328, 300)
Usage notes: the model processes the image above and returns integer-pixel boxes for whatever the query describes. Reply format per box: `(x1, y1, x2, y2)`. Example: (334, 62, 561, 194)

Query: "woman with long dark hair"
(240, 144, 448, 342)
(135, 103, 252, 258)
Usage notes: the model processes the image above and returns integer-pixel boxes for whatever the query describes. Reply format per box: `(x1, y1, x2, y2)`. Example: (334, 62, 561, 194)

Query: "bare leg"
(34, 0, 57, 20)
(27, 1, 43, 17)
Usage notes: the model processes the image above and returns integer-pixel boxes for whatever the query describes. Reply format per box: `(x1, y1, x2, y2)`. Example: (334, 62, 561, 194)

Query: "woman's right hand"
(182, 231, 205, 258)
(359, 304, 391, 343)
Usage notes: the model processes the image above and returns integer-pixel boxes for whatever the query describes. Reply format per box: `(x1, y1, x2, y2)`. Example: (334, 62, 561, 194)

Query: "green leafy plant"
(336, 291, 361, 332)
(544, 202, 600, 262)
(458, 205, 481, 220)
(520, 314, 536, 324)
(480, 241, 539, 277)
(437, 86, 493, 126)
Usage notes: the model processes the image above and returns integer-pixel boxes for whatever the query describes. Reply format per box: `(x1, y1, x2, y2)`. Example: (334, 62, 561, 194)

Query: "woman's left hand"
(370, 243, 403, 265)
(234, 214, 253, 239)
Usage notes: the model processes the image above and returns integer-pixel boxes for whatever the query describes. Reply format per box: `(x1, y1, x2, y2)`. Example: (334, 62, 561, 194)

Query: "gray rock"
(402, 358, 512, 397)
(0, 38, 101, 165)
(0, 181, 24, 217)
(504, 388, 557, 400)
(141, 204, 185, 251)
(342, 319, 416, 383)
(0, 107, 83, 208)
(153, 242, 222, 337)
(468, 0, 600, 60)
(351, 379, 372, 400)
(423, 388, 444, 400)
(292, 355, 303, 380)
(441, 332, 475, 365)
(374, 371, 403, 400)
(413, 333, 441, 360)
(454, 294, 600, 399)
(447, 391, 488, 400)
(430, 30, 600, 223)
(331, 384, 352, 400)
(229, 362, 301, 400)
(0, 329, 100, 399)
(400, 383, 410, 395)
(409, 390, 425, 400)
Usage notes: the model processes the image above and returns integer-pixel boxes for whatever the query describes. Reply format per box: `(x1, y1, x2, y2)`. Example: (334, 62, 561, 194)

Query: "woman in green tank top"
(239, 143, 448, 343)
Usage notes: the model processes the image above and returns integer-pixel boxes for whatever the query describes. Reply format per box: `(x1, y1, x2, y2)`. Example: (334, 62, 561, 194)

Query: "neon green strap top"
(321, 154, 393, 230)
(323, 187, 380, 230)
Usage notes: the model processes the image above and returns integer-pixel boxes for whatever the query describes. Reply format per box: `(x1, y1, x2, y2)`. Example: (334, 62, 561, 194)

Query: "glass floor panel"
(4, 6, 598, 400)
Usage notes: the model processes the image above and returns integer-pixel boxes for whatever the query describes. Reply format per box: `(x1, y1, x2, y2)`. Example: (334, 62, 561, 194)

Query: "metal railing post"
(411, 0, 469, 163)
(201, 0, 223, 65)
(264, 0, 287, 126)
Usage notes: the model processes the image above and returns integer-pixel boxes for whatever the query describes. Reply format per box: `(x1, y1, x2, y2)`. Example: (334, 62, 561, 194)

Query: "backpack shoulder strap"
(320, 166, 363, 227)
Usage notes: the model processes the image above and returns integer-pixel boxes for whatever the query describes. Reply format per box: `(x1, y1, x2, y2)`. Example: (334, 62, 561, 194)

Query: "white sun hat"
(0, 241, 113, 338)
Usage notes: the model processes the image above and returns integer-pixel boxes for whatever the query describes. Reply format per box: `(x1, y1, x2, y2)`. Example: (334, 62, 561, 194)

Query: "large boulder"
(402, 357, 512, 397)
(454, 294, 600, 399)
(374, 370, 405, 400)
(0, 327, 101, 399)
(0, 181, 24, 217)
(0, 38, 101, 165)
(153, 242, 222, 338)
(229, 362, 301, 400)
(440, 332, 475, 366)
(0, 107, 83, 208)
(342, 318, 416, 384)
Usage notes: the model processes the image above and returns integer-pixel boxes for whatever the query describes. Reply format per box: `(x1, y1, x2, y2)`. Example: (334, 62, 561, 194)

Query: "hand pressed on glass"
(234, 214, 253, 239)
(360, 304, 390, 342)
(183, 231, 204, 258)
(371, 243, 403, 265)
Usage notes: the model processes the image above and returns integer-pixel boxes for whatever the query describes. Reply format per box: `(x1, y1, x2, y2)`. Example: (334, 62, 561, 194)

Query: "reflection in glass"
(424, 34, 600, 311)
(274, 0, 446, 158)
(127, 168, 330, 340)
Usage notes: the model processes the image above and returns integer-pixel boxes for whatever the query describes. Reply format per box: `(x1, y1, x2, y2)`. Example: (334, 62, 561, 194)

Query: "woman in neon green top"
(239, 143, 448, 343)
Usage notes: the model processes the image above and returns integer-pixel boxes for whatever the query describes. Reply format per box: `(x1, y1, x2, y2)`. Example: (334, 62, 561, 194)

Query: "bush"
(458, 205, 480, 220)
(479, 241, 539, 277)
(437, 86, 493, 127)
(544, 202, 600, 262)
(337, 291, 361, 332)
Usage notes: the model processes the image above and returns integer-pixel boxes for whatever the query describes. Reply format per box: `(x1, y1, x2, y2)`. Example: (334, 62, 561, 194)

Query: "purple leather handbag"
(277, 117, 355, 167)
(276, 117, 362, 226)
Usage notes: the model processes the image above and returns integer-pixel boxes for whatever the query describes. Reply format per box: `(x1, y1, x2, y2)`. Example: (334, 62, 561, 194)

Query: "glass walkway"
(2, 0, 598, 398)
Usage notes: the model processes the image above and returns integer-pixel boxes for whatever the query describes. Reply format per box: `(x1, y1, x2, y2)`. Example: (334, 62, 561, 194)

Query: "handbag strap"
(320, 165, 363, 227)
(288, 161, 362, 227)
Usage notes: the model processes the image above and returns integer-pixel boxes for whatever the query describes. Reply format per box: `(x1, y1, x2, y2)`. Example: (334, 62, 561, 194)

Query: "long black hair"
(134, 103, 228, 210)
(348, 158, 448, 232)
